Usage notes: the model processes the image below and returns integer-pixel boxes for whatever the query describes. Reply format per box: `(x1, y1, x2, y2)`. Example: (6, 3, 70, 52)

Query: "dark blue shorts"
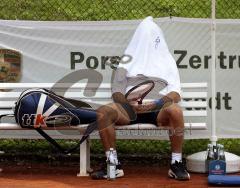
(130, 111, 160, 125)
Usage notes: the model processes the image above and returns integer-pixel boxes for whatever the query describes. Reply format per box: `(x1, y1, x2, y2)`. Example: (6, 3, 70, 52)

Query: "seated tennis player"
(91, 16, 190, 180)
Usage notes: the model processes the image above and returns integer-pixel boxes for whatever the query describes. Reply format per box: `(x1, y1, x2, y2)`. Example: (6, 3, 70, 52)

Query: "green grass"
(1, 0, 239, 21)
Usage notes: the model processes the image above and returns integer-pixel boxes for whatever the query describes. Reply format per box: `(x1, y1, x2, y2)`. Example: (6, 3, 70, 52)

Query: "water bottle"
(219, 145, 226, 161)
(216, 144, 220, 159)
(206, 144, 214, 172)
(208, 144, 214, 160)
(107, 148, 116, 180)
(206, 144, 210, 156)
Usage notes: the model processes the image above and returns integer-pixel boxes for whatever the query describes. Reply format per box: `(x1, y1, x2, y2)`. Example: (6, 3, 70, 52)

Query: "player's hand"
(140, 101, 157, 113)
(129, 101, 142, 113)
(130, 101, 156, 113)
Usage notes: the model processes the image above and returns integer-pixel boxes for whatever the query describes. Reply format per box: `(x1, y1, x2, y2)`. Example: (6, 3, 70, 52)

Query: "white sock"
(105, 151, 110, 158)
(105, 149, 118, 165)
(171, 153, 182, 164)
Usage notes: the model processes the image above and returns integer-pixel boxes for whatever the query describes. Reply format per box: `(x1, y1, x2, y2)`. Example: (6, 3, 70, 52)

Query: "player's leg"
(91, 103, 130, 179)
(156, 103, 190, 180)
(157, 103, 184, 153)
(97, 103, 130, 151)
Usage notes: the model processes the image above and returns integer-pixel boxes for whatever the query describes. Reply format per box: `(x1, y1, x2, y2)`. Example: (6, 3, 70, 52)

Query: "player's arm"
(112, 92, 129, 104)
(111, 68, 137, 119)
(111, 67, 128, 103)
(141, 91, 181, 113)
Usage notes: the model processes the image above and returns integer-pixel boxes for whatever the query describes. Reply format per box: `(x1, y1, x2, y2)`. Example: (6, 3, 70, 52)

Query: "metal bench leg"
(77, 138, 91, 176)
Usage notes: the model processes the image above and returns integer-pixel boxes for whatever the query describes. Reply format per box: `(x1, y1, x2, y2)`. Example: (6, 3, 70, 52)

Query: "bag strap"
(35, 121, 98, 155)
(63, 97, 92, 109)
(35, 128, 67, 154)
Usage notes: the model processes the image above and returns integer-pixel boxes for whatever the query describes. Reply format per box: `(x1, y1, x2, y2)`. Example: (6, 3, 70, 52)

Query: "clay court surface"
(0, 162, 219, 188)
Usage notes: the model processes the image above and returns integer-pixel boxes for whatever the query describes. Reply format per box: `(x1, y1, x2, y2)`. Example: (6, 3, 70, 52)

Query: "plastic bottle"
(218, 145, 226, 161)
(206, 144, 214, 172)
(216, 144, 220, 160)
(213, 144, 219, 160)
(107, 148, 116, 180)
(208, 144, 214, 160)
(206, 144, 210, 171)
(206, 144, 211, 159)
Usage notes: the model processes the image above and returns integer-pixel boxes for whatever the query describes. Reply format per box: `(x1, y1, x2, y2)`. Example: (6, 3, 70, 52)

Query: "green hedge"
(1, 0, 240, 20)
(1, 139, 240, 160)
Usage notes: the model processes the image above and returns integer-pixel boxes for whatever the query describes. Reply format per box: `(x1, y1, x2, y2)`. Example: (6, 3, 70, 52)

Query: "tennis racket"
(125, 80, 155, 104)
(125, 79, 173, 113)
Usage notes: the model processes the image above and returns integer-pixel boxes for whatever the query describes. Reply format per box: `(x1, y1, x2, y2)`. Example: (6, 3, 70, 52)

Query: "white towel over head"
(119, 16, 181, 95)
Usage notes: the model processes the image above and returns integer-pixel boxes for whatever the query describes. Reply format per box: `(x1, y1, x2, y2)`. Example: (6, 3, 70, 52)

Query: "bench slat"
(0, 91, 207, 101)
(67, 109, 205, 117)
(180, 83, 207, 88)
(0, 109, 207, 117)
(0, 82, 207, 89)
(0, 122, 206, 130)
(115, 123, 207, 130)
(0, 101, 15, 108)
(0, 100, 208, 110)
(182, 92, 207, 98)
(0, 110, 13, 114)
(0, 123, 88, 130)
(179, 101, 207, 108)
(183, 110, 207, 117)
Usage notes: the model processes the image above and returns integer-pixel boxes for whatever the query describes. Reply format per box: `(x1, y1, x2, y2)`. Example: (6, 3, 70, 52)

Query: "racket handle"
(120, 103, 137, 121)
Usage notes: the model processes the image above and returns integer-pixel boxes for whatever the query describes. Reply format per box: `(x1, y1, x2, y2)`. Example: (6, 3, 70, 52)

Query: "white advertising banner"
(0, 17, 239, 139)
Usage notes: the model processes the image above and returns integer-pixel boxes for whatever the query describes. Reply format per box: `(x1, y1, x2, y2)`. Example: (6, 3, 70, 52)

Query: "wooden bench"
(0, 82, 208, 176)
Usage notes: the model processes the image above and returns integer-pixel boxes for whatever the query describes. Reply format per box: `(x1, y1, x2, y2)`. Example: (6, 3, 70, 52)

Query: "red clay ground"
(0, 162, 218, 188)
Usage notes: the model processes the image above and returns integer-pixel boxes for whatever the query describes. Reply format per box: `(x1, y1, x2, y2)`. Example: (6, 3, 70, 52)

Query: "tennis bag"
(13, 88, 97, 154)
